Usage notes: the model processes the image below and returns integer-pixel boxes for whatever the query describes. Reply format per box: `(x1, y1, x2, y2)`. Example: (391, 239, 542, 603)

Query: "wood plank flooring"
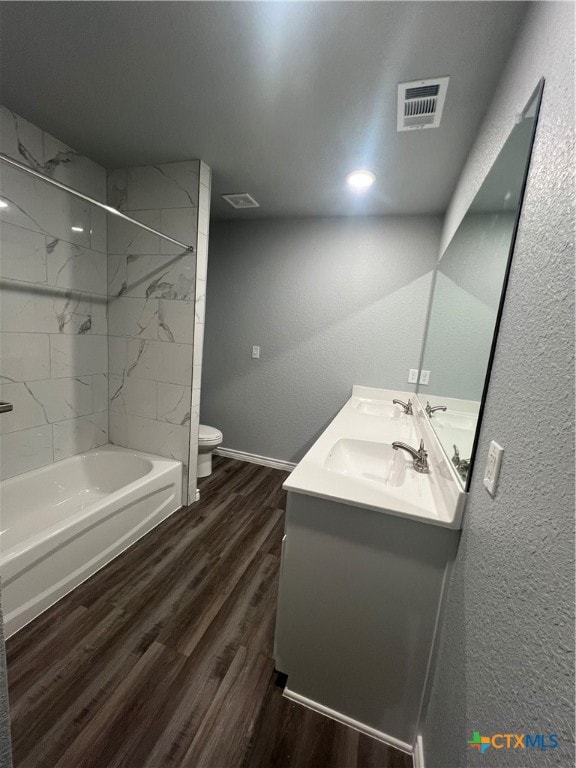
(6, 456, 412, 768)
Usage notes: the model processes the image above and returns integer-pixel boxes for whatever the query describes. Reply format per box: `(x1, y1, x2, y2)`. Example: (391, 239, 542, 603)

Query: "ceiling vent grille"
(222, 193, 260, 209)
(397, 77, 449, 131)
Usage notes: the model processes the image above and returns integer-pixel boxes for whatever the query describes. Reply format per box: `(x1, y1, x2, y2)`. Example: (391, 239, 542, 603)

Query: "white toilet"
(197, 424, 223, 478)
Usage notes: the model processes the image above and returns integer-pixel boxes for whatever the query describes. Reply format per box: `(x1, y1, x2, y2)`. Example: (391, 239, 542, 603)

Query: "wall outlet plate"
(419, 370, 430, 385)
(408, 368, 419, 384)
(483, 440, 504, 496)
(252, 345, 260, 359)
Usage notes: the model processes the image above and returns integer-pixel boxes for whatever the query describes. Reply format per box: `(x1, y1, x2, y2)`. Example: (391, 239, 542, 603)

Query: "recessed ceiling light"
(0, 200, 8, 209)
(71, 226, 84, 232)
(346, 169, 376, 190)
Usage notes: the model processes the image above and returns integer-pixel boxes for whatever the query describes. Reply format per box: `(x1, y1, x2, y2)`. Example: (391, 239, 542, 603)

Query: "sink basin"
(434, 425, 475, 460)
(324, 438, 406, 487)
(351, 400, 400, 418)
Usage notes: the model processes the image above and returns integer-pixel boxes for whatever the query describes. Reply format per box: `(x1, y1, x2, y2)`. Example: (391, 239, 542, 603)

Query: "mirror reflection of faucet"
(452, 444, 471, 480)
(452, 444, 460, 467)
(426, 401, 447, 417)
(392, 398, 413, 415)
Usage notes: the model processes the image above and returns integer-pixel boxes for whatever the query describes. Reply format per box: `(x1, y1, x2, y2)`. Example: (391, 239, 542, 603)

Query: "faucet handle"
(452, 444, 460, 467)
(451, 443, 470, 480)
(416, 439, 429, 473)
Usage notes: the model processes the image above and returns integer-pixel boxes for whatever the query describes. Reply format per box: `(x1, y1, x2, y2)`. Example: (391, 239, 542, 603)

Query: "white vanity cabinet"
(274, 489, 459, 750)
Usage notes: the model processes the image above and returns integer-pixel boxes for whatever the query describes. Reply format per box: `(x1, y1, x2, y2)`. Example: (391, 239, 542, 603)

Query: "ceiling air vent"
(222, 193, 260, 209)
(397, 77, 449, 131)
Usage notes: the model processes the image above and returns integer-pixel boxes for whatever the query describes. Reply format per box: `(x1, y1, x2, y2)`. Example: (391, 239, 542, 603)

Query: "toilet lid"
(199, 424, 223, 443)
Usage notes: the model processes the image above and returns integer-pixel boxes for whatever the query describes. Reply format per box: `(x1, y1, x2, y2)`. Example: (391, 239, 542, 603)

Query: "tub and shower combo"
(0, 446, 182, 637)
(0, 148, 198, 639)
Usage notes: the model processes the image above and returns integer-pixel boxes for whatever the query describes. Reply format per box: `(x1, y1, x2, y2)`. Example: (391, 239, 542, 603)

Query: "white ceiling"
(0, 2, 527, 220)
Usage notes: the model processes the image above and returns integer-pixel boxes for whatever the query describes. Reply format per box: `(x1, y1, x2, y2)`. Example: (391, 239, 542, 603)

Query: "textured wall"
(0, 106, 108, 479)
(421, 3, 575, 766)
(107, 161, 210, 503)
(201, 215, 440, 463)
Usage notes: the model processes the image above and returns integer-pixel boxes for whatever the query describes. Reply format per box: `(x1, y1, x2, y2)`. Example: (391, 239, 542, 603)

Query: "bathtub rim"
(1, 444, 183, 577)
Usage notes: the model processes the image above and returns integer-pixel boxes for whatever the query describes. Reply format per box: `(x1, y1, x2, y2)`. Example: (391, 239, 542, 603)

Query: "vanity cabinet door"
(274, 490, 458, 747)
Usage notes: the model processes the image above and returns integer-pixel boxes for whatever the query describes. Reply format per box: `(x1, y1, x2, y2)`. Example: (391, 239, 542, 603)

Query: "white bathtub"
(0, 444, 182, 638)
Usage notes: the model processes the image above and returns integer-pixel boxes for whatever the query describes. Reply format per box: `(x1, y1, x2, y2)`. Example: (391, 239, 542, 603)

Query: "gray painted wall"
(421, 3, 575, 766)
(422, 213, 515, 401)
(201, 215, 441, 462)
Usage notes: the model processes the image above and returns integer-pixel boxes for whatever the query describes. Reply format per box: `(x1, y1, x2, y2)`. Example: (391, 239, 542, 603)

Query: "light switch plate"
(419, 370, 430, 385)
(252, 345, 260, 359)
(408, 369, 419, 384)
(483, 441, 504, 496)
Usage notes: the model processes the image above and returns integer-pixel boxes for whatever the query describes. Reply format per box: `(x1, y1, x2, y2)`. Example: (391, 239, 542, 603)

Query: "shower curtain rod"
(0, 152, 195, 253)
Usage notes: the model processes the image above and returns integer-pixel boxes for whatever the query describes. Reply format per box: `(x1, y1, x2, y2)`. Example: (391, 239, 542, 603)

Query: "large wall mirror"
(416, 79, 544, 490)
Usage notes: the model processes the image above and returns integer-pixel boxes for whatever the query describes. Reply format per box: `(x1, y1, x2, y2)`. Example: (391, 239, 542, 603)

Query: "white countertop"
(284, 385, 467, 529)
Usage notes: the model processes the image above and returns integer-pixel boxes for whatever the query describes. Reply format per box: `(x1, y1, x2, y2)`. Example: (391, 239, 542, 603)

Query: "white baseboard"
(414, 734, 425, 768)
(214, 446, 296, 472)
(283, 688, 413, 755)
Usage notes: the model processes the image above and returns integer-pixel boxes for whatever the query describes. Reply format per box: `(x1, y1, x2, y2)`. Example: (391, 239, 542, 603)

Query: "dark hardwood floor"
(6, 456, 412, 768)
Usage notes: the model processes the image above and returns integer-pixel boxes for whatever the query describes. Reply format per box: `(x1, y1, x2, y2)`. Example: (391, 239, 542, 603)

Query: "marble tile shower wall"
(0, 106, 211, 497)
(0, 106, 109, 480)
(106, 161, 209, 502)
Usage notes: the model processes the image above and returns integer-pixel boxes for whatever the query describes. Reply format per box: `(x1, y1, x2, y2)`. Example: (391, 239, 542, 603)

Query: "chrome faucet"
(452, 444, 470, 480)
(392, 398, 413, 415)
(392, 438, 429, 474)
(451, 444, 460, 467)
(426, 401, 447, 417)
